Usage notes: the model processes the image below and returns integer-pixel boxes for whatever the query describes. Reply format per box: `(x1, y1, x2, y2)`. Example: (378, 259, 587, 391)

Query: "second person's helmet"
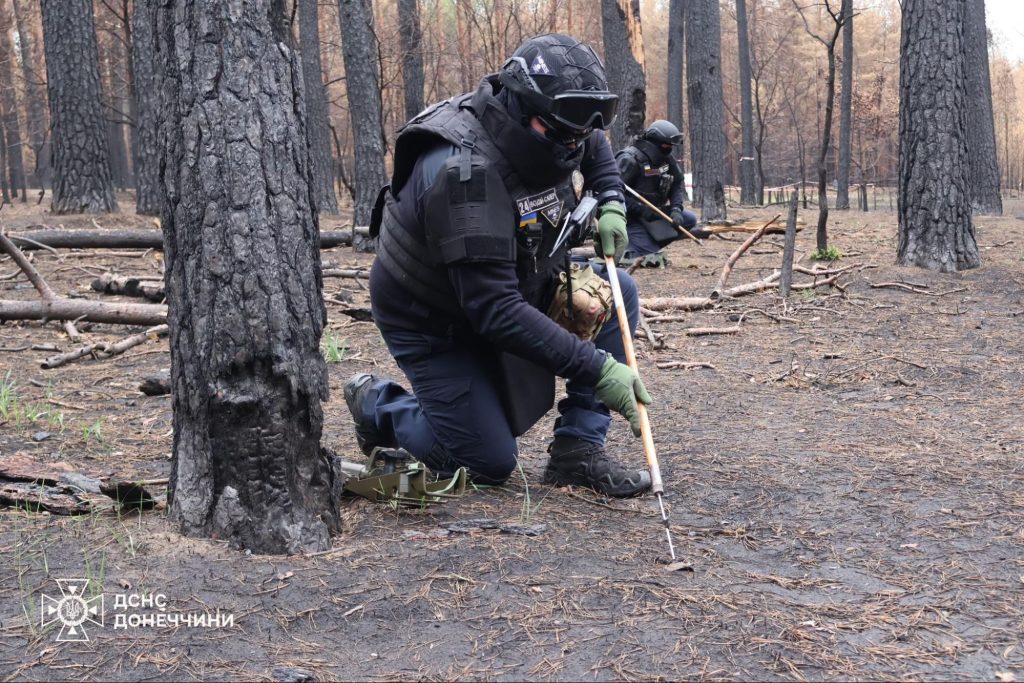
(642, 120, 684, 148)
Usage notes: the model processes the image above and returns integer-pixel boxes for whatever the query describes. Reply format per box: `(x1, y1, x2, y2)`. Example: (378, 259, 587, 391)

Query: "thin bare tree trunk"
(666, 0, 685, 179)
(0, 6, 27, 201)
(736, 0, 756, 205)
(836, 0, 853, 209)
(10, 0, 49, 189)
(299, 0, 340, 214)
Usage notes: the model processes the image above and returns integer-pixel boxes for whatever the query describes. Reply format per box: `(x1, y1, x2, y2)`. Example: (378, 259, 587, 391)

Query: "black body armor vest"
(621, 140, 674, 207)
(372, 82, 583, 317)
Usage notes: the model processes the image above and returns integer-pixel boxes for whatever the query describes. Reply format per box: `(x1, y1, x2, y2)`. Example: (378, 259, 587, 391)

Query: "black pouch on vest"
(368, 184, 390, 238)
(640, 215, 680, 247)
(495, 352, 555, 437)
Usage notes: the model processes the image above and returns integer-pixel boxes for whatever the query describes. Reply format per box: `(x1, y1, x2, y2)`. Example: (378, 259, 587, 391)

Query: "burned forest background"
(0, 0, 1022, 218)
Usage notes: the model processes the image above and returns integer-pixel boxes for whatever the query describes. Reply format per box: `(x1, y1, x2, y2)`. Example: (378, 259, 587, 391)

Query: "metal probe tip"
(656, 492, 676, 561)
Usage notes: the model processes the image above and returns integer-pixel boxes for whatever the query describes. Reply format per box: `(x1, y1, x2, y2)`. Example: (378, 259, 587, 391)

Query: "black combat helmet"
(499, 33, 619, 137)
(642, 120, 684, 147)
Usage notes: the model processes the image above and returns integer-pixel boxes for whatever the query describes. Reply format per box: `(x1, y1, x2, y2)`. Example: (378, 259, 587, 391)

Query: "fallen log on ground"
(140, 370, 171, 396)
(0, 298, 166, 326)
(41, 325, 168, 369)
(703, 218, 803, 235)
(91, 272, 165, 302)
(0, 232, 82, 340)
(7, 227, 370, 251)
(0, 453, 163, 515)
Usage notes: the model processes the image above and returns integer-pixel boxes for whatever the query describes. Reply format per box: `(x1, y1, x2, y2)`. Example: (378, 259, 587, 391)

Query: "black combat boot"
(344, 373, 385, 456)
(544, 436, 652, 498)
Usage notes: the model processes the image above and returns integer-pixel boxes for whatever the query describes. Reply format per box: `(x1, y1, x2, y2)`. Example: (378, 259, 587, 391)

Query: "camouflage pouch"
(547, 263, 614, 341)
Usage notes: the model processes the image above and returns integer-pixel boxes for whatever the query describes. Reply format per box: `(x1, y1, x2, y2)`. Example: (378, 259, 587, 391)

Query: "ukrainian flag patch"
(518, 211, 539, 228)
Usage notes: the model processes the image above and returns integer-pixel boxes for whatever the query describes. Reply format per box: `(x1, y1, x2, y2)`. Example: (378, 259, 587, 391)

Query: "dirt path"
(1, 198, 1022, 681)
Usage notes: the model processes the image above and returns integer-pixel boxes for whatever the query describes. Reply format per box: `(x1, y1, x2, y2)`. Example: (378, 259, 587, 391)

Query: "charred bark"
(686, 0, 727, 220)
(601, 0, 646, 151)
(666, 0, 685, 179)
(40, 0, 117, 213)
(736, 0, 756, 205)
(897, 0, 978, 272)
(158, 0, 341, 553)
(963, 0, 1002, 215)
(298, 0, 339, 214)
(836, 0, 853, 210)
(398, 0, 424, 122)
(131, 0, 163, 216)
(337, 0, 387, 252)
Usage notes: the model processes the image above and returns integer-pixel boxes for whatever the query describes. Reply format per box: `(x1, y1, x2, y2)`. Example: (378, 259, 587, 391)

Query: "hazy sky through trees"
(987, 0, 1024, 62)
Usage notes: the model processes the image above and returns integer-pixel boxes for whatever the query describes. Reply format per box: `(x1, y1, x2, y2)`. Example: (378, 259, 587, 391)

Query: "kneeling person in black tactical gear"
(345, 33, 653, 498)
(617, 120, 704, 268)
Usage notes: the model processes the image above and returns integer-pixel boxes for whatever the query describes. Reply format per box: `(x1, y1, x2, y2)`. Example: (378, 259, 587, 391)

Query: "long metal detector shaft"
(623, 184, 703, 247)
(604, 256, 677, 561)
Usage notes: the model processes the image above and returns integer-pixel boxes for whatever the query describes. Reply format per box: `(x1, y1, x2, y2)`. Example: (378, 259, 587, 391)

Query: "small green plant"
(82, 418, 105, 443)
(516, 460, 549, 523)
(47, 410, 66, 432)
(83, 548, 107, 600)
(322, 333, 348, 363)
(0, 370, 16, 420)
(19, 402, 47, 425)
(811, 246, 843, 261)
(798, 287, 817, 301)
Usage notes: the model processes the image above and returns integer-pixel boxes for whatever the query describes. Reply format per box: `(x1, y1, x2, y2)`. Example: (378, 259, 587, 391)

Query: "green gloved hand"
(594, 355, 653, 437)
(594, 201, 628, 263)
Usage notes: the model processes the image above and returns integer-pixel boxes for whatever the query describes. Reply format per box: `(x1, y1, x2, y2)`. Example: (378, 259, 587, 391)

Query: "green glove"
(594, 355, 653, 437)
(594, 201, 628, 263)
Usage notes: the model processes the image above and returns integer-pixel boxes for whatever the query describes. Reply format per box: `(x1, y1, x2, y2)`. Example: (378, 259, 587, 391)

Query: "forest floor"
(0, 195, 1022, 682)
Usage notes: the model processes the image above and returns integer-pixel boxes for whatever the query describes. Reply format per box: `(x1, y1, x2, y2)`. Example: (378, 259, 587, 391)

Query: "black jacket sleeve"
(447, 261, 606, 385)
(616, 150, 646, 218)
(581, 133, 624, 205)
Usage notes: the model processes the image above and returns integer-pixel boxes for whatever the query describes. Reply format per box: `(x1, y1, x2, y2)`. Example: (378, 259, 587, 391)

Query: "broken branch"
(711, 214, 781, 298)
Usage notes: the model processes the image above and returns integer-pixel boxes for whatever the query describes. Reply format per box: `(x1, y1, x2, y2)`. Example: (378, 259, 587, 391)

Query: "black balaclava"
(471, 76, 585, 188)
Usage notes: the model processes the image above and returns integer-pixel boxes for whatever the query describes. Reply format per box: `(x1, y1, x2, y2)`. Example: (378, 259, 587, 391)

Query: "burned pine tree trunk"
(836, 0, 853, 210)
(40, 0, 117, 213)
(601, 0, 646, 151)
(11, 0, 49, 190)
(0, 7, 26, 201)
(131, 0, 163, 216)
(736, 0, 756, 206)
(101, 35, 132, 191)
(666, 0, 685, 178)
(963, 0, 1002, 216)
(398, 0, 424, 122)
(298, 0, 339, 214)
(337, 0, 387, 251)
(897, 0, 978, 272)
(686, 0, 727, 220)
(158, 0, 341, 554)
